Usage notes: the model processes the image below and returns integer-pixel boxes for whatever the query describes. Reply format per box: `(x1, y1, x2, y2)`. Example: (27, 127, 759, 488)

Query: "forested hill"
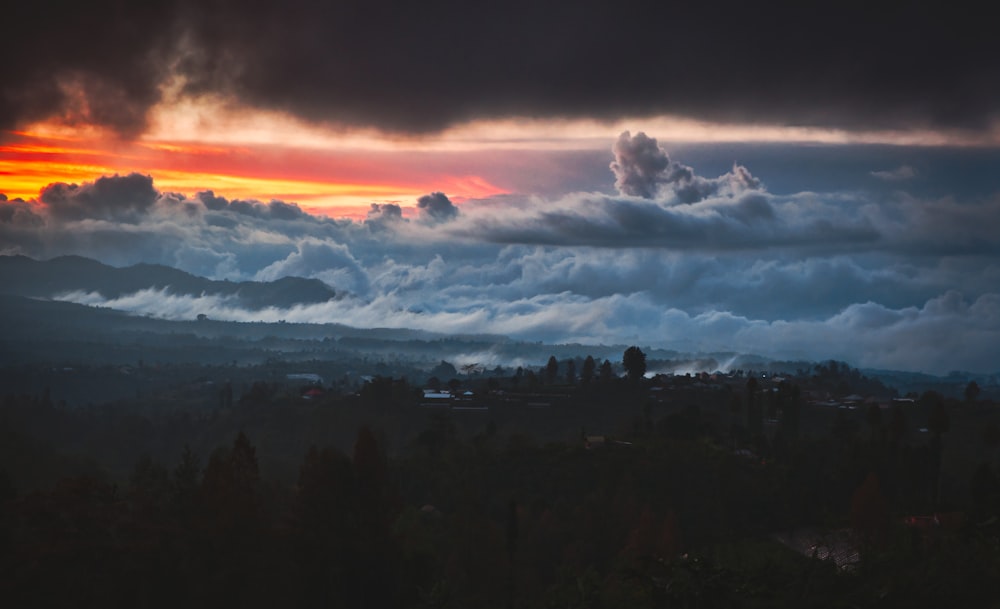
(0, 255, 337, 309)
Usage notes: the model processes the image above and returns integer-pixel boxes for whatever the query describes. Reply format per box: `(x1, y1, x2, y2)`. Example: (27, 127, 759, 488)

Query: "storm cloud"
(40, 173, 159, 222)
(417, 192, 459, 223)
(3, 1, 999, 136)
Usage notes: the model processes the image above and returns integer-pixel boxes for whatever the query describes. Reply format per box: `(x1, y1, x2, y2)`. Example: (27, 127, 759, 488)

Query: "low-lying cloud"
(3, 133, 999, 373)
(54, 287, 999, 374)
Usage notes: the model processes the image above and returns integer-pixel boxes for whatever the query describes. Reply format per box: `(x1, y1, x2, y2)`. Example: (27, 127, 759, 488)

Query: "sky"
(2, 0, 999, 374)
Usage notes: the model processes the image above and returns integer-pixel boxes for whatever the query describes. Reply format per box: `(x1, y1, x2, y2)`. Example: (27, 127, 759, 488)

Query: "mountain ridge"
(0, 254, 337, 310)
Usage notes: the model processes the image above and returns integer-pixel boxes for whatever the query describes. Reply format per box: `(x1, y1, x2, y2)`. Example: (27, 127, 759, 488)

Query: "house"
(287, 373, 324, 385)
(772, 528, 860, 570)
(421, 389, 452, 407)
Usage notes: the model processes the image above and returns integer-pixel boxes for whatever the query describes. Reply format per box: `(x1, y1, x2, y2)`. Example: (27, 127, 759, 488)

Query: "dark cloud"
(0, 198, 44, 227)
(0, 0, 177, 135)
(365, 203, 404, 231)
(2, 1, 998, 136)
(40, 173, 159, 222)
(267, 200, 306, 221)
(193, 190, 306, 221)
(366, 203, 403, 221)
(462, 192, 876, 250)
(417, 192, 459, 223)
(195, 190, 229, 211)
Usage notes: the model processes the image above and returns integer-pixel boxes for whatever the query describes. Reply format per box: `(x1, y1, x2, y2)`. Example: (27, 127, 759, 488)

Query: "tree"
(599, 359, 614, 383)
(566, 359, 577, 385)
(172, 444, 202, 519)
(546, 356, 559, 384)
(351, 427, 401, 608)
(888, 403, 907, 450)
(781, 383, 801, 437)
(430, 360, 458, 380)
(295, 445, 356, 606)
(581, 355, 596, 385)
(201, 431, 261, 537)
(622, 346, 647, 383)
(850, 472, 888, 548)
(983, 421, 1000, 452)
(927, 394, 950, 437)
(745, 377, 762, 437)
(866, 403, 883, 444)
(966, 381, 982, 404)
(127, 454, 171, 516)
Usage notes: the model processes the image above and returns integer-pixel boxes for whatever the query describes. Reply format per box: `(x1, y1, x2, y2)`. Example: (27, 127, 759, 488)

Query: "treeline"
(4, 391, 1000, 607)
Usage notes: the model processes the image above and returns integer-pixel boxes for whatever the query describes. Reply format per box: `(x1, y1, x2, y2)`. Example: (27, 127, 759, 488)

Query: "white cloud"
(52, 287, 1000, 374)
(5, 136, 1000, 374)
(871, 165, 917, 181)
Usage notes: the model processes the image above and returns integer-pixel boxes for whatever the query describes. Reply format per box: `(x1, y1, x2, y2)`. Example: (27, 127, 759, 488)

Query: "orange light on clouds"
(0, 127, 509, 216)
(6, 95, 996, 216)
(145, 96, 1000, 151)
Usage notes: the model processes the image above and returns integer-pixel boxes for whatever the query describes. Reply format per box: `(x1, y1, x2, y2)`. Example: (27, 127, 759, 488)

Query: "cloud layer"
(3, 2, 999, 135)
(2, 132, 998, 373)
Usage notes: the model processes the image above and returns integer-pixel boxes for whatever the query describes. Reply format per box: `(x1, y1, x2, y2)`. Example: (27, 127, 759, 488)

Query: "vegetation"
(2, 351, 1000, 607)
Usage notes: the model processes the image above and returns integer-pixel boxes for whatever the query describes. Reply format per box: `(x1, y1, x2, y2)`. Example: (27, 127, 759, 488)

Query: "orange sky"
(4, 100, 995, 220)
(0, 126, 510, 218)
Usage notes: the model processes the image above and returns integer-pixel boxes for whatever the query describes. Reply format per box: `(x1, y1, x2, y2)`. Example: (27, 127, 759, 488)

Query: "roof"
(287, 373, 324, 384)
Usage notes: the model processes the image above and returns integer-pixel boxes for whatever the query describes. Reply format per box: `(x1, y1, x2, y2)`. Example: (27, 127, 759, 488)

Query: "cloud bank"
(3, 2, 999, 136)
(2, 132, 998, 373)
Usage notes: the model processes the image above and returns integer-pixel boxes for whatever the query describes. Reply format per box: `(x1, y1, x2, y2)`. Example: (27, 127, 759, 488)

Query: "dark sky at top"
(2, 0, 997, 136)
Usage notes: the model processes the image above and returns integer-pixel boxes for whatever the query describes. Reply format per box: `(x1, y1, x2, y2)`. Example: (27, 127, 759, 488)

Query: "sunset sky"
(2, 0, 999, 373)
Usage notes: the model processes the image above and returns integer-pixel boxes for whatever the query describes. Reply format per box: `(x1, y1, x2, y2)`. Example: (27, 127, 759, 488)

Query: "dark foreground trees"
(4, 382, 1000, 609)
(623, 346, 647, 383)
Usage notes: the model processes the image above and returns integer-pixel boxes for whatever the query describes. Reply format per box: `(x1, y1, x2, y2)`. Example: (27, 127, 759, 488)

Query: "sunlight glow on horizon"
(4, 96, 1000, 216)
(143, 96, 1000, 150)
(0, 128, 509, 216)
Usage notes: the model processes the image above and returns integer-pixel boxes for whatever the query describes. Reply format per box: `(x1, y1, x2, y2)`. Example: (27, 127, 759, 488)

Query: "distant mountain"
(0, 255, 337, 309)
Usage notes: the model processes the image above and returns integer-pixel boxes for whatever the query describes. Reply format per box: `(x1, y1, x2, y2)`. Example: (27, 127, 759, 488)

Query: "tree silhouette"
(925, 393, 949, 505)
(295, 445, 356, 606)
(983, 421, 1000, 454)
(201, 431, 260, 534)
(888, 403, 907, 452)
(599, 359, 614, 384)
(172, 444, 201, 520)
(622, 346, 646, 383)
(566, 359, 576, 384)
(850, 472, 888, 548)
(927, 394, 950, 437)
(866, 403, 883, 444)
(966, 381, 981, 404)
(745, 377, 762, 437)
(581, 355, 596, 385)
(781, 383, 801, 437)
(351, 426, 399, 608)
(546, 356, 559, 384)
